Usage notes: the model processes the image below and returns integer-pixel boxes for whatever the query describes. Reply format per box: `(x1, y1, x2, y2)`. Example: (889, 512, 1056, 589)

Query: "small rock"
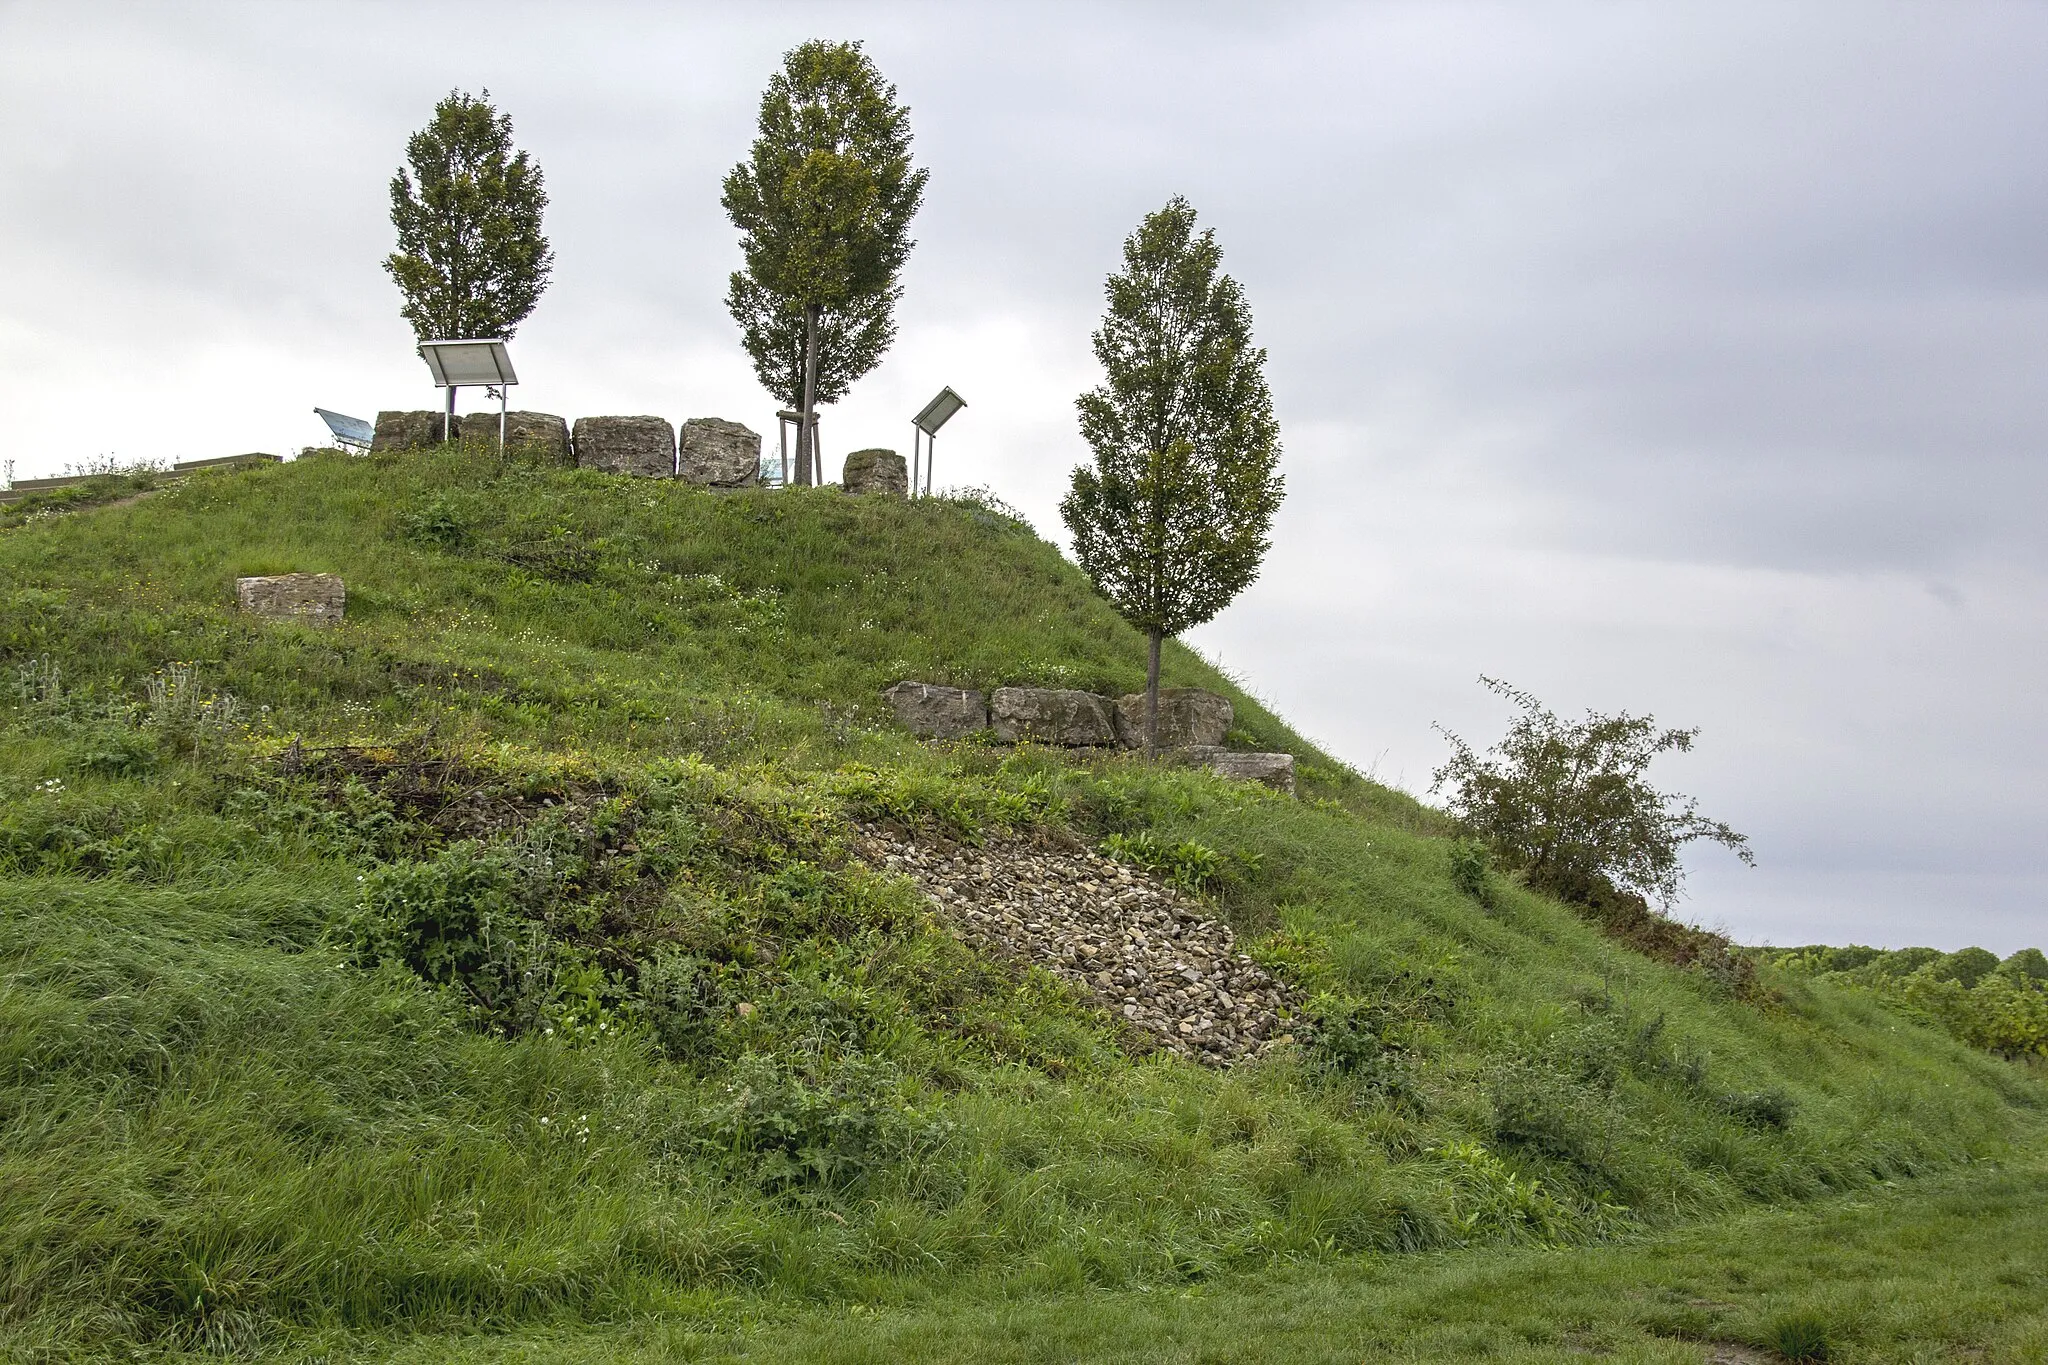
(236, 573, 345, 627)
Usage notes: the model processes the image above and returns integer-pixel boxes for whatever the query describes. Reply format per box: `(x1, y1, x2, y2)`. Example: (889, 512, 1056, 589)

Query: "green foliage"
(1762, 1310, 1836, 1361)
(399, 492, 474, 548)
(726, 269, 896, 414)
(1939, 945, 2000, 986)
(689, 1051, 944, 1191)
(1061, 196, 1284, 749)
(1432, 676, 1753, 908)
(1719, 1088, 1798, 1131)
(722, 40, 927, 481)
(143, 661, 243, 751)
(1100, 829, 1223, 896)
(1771, 943, 2048, 1060)
(386, 89, 552, 342)
(340, 840, 559, 1034)
(2005, 947, 2048, 981)
(1447, 838, 1494, 909)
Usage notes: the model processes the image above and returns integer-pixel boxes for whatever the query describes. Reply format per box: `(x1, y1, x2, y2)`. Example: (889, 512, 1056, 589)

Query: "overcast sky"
(3, 2, 2043, 952)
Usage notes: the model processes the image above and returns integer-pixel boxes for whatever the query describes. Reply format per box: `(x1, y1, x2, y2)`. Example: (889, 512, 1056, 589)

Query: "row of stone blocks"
(882, 681, 1296, 793)
(370, 411, 909, 494)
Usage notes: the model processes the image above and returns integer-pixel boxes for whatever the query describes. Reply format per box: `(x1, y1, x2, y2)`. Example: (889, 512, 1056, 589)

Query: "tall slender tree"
(1061, 197, 1285, 757)
(726, 272, 896, 435)
(386, 90, 553, 427)
(722, 41, 926, 484)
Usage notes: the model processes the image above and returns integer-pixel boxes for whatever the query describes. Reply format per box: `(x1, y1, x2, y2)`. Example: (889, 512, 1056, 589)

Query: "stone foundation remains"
(883, 679, 1294, 793)
(842, 448, 908, 496)
(491, 412, 572, 463)
(880, 682, 990, 739)
(235, 573, 345, 627)
(1112, 687, 1233, 749)
(679, 418, 762, 487)
(991, 686, 1118, 746)
(573, 416, 675, 477)
(371, 411, 458, 452)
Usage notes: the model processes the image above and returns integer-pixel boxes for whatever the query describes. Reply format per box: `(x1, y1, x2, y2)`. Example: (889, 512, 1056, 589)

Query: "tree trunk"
(798, 302, 820, 486)
(1145, 628, 1163, 761)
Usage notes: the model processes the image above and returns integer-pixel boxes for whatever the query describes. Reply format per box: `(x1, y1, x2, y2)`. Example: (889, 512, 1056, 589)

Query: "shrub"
(1431, 677, 1751, 908)
(1448, 838, 1494, 909)
(690, 1051, 944, 1191)
(399, 494, 473, 548)
(338, 842, 559, 1033)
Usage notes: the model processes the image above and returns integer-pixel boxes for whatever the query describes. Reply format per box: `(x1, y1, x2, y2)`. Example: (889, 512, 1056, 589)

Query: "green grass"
(0, 445, 2041, 1360)
(341, 1153, 2048, 1363)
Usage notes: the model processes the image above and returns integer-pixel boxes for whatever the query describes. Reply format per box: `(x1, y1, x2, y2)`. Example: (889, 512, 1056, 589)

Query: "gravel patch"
(858, 825, 1297, 1066)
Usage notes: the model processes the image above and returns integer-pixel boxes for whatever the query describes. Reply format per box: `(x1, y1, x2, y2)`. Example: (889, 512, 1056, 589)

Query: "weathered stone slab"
(484, 411, 572, 463)
(573, 416, 675, 477)
(842, 448, 908, 496)
(1114, 687, 1233, 750)
(172, 453, 282, 472)
(371, 411, 458, 452)
(679, 418, 761, 487)
(990, 687, 1117, 746)
(882, 681, 989, 740)
(1179, 746, 1296, 795)
(236, 573, 345, 628)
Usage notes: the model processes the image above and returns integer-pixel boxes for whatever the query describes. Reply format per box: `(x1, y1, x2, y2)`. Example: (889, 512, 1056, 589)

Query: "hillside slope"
(0, 447, 2040, 1359)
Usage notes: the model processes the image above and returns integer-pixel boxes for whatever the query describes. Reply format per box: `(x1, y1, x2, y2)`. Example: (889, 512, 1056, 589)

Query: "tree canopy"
(722, 41, 926, 483)
(385, 90, 552, 344)
(1060, 196, 1284, 752)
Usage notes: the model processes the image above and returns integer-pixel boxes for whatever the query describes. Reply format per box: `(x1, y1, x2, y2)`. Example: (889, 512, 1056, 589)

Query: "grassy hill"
(1, 446, 2041, 1361)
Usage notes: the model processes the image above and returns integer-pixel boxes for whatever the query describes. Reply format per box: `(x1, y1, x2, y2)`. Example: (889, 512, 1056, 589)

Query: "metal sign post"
(417, 339, 518, 448)
(911, 386, 967, 498)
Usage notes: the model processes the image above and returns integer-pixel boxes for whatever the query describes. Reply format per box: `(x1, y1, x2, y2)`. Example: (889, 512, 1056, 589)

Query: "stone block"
(1113, 687, 1234, 750)
(172, 453, 282, 472)
(480, 411, 572, 463)
(371, 411, 458, 452)
(679, 418, 762, 487)
(990, 687, 1117, 746)
(882, 681, 989, 740)
(842, 448, 908, 496)
(573, 416, 675, 477)
(236, 573, 345, 628)
(1179, 746, 1296, 795)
